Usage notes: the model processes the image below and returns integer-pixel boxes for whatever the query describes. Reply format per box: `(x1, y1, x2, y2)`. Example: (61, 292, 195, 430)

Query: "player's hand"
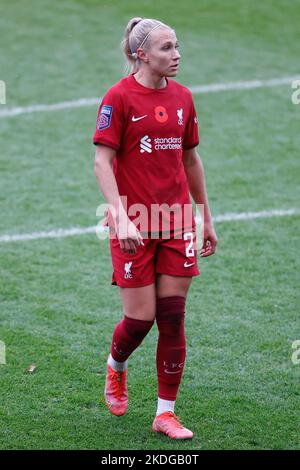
(200, 221, 217, 257)
(116, 216, 144, 254)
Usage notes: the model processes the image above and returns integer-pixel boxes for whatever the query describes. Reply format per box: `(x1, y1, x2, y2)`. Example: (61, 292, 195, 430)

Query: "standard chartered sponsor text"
(154, 137, 182, 150)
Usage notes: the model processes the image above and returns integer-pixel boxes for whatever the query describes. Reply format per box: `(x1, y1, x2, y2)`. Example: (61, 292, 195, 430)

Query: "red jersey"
(93, 73, 199, 235)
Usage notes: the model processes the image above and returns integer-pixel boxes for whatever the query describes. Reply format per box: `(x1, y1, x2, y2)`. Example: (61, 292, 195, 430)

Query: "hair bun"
(130, 17, 143, 33)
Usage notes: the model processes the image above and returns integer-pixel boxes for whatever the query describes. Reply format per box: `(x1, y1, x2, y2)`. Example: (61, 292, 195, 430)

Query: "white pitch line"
(0, 226, 98, 242)
(0, 208, 299, 243)
(0, 97, 100, 118)
(189, 76, 299, 93)
(211, 208, 300, 223)
(0, 75, 298, 119)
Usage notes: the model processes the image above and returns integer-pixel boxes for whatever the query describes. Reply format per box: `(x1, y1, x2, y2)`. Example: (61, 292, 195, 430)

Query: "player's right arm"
(94, 144, 143, 254)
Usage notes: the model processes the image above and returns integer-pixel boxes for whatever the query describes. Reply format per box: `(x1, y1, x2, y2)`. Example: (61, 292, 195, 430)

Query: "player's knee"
(156, 296, 185, 336)
(156, 313, 185, 337)
(123, 315, 154, 342)
(123, 308, 156, 322)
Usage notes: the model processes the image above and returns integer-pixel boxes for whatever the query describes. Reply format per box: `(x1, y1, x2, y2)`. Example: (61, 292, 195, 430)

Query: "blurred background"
(0, 0, 299, 450)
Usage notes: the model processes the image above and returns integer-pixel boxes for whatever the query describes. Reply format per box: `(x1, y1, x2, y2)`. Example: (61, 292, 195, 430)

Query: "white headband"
(131, 22, 163, 58)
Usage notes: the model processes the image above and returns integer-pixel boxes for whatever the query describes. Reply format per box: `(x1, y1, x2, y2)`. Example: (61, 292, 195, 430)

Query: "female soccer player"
(93, 17, 217, 440)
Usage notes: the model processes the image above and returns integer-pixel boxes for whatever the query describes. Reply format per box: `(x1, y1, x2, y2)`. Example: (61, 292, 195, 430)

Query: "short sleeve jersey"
(93, 73, 199, 233)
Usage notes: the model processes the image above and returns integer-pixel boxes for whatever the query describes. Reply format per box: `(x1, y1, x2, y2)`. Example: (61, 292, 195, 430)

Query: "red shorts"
(109, 228, 200, 288)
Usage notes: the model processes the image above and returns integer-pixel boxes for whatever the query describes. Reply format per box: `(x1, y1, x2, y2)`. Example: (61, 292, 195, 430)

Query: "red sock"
(156, 296, 186, 401)
(110, 316, 154, 362)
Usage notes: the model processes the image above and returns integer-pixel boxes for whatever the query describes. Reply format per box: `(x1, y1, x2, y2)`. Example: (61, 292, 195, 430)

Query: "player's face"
(144, 29, 181, 77)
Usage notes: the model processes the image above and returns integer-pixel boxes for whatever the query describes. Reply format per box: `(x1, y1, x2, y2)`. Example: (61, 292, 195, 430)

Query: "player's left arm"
(183, 147, 218, 257)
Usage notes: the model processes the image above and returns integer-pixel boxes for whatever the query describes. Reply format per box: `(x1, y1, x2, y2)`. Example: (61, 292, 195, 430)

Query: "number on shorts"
(184, 232, 194, 257)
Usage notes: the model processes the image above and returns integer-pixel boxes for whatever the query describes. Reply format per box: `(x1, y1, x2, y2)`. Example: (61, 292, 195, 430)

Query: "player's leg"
(156, 273, 192, 298)
(104, 237, 156, 416)
(151, 275, 194, 438)
(109, 283, 156, 369)
(105, 284, 156, 416)
(155, 274, 192, 407)
(152, 231, 199, 438)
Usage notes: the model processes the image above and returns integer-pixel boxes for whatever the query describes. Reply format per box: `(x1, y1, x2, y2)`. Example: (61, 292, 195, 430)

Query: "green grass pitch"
(0, 0, 299, 450)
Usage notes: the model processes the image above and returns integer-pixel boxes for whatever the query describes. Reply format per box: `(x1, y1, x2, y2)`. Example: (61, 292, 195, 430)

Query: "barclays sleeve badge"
(97, 104, 113, 130)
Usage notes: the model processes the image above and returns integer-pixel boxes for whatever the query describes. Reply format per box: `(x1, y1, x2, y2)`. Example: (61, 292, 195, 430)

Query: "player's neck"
(133, 71, 167, 90)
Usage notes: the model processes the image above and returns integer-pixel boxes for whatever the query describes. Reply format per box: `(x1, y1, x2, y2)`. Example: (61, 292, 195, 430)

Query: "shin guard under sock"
(110, 315, 154, 363)
(156, 296, 186, 401)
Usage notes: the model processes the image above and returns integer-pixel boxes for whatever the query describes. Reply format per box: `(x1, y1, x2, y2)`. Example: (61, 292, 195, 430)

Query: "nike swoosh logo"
(132, 115, 147, 122)
(184, 261, 195, 268)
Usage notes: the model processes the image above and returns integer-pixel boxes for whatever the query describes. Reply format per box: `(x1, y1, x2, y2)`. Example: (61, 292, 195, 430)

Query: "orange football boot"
(104, 364, 128, 416)
(152, 411, 193, 439)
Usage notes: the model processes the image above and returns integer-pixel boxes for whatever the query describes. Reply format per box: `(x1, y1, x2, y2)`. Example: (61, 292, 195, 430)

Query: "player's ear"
(137, 48, 148, 63)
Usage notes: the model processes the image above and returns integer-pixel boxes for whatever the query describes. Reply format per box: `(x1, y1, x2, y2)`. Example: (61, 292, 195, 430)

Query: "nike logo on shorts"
(132, 115, 147, 122)
(184, 261, 195, 268)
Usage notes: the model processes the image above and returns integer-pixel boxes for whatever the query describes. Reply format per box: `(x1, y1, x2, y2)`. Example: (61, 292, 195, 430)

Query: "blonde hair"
(121, 17, 172, 75)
